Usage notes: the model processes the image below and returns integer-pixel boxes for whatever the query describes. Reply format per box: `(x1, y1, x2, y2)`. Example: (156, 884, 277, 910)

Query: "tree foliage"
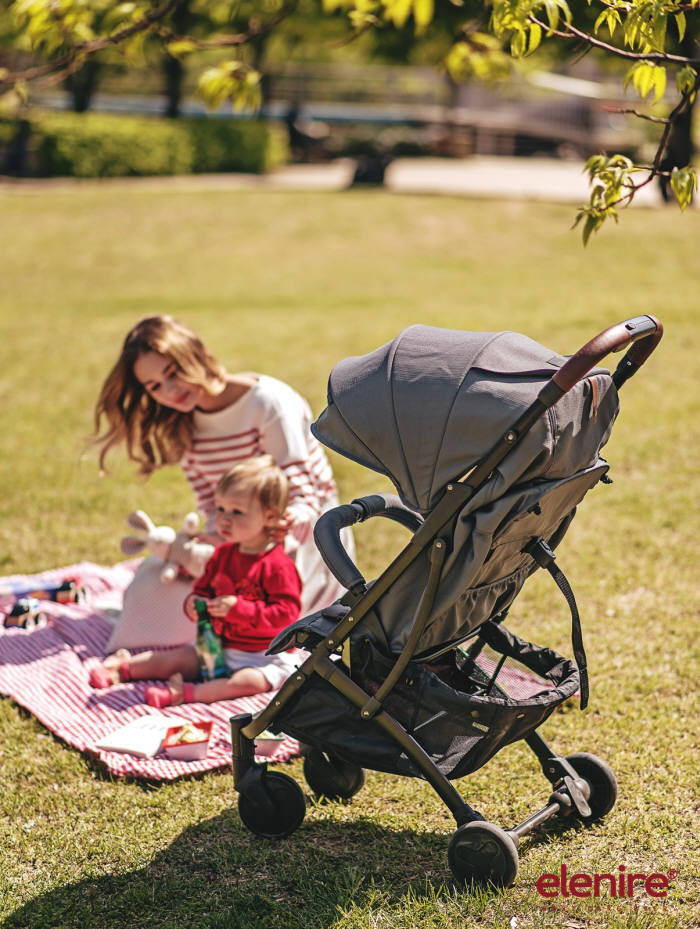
(1, 0, 698, 239)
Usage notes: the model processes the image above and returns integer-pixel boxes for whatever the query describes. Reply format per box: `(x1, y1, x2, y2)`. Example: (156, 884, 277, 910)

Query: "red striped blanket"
(0, 561, 299, 780)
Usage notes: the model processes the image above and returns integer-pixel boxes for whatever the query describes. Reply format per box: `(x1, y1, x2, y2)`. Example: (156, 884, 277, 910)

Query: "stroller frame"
(229, 316, 662, 886)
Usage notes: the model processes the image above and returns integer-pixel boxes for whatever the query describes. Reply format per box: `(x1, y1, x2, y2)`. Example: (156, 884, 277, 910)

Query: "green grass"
(0, 182, 698, 929)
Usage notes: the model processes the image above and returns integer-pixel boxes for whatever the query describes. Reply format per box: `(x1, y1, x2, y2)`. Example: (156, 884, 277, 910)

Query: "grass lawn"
(0, 181, 698, 929)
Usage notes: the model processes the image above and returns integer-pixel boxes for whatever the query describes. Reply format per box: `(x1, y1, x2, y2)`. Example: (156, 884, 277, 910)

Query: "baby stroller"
(229, 316, 662, 886)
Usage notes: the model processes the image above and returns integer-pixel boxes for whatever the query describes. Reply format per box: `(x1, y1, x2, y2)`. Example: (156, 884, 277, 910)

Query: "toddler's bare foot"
(103, 648, 132, 683)
(89, 648, 132, 688)
(168, 672, 186, 706)
(144, 673, 195, 706)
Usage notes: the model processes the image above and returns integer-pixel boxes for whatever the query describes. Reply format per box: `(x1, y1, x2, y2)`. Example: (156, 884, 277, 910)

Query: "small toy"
(53, 578, 84, 604)
(3, 597, 47, 630)
(120, 510, 213, 583)
(0, 576, 84, 605)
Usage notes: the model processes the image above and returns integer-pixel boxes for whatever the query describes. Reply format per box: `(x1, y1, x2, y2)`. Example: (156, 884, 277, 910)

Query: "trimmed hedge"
(0, 110, 289, 177)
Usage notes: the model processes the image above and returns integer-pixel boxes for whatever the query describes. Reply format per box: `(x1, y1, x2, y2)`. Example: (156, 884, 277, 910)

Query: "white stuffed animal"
(120, 510, 213, 582)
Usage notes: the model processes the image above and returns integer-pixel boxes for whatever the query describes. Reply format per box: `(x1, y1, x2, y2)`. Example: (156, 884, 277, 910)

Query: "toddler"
(91, 455, 302, 705)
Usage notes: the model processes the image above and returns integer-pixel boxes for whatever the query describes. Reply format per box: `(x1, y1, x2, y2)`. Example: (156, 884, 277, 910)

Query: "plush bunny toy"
(120, 510, 213, 583)
(106, 512, 215, 653)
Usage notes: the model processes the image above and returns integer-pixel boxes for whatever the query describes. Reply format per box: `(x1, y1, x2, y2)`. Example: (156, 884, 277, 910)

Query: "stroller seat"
(228, 317, 662, 888)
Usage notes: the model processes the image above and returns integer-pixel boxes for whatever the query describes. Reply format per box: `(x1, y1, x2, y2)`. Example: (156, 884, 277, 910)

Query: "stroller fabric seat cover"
(272, 461, 608, 660)
(312, 325, 618, 513)
(372, 462, 608, 657)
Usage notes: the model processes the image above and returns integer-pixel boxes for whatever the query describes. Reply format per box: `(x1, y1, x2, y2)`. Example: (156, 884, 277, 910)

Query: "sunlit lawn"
(0, 180, 698, 929)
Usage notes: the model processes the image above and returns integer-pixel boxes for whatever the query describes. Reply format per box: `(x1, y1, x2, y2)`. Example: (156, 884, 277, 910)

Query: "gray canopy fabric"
(312, 325, 617, 513)
(309, 325, 620, 656)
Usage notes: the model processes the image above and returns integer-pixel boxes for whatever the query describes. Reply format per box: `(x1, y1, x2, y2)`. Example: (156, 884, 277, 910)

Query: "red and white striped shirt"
(181, 375, 348, 615)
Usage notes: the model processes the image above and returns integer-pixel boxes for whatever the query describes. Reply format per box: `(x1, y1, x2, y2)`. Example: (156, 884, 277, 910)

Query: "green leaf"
(166, 39, 198, 58)
(385, 0, 413, 27)
(606, 9, 620, 38)
(635, 64, 656, 99)
(582, 212, 599, 246)
(543, 0, 561, 32)
(413, 0, 434, 30)
(653, 66, 666, 103)
(198, 66, 237, 110)
(528, 21, 542, 54)
(558, 0, 572, 26)
(510, 26, 526, 58)
(445, 42, 471, 81)
(670, 166, 697, 211)
(677, 66, 697, 97)
(675, 11, 686, 42)
(626, 62, 665, 102)
(651, 14, 667, 51)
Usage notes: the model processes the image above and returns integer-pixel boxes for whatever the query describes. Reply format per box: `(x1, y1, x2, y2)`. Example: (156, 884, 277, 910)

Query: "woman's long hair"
(93, 316, 227, 475)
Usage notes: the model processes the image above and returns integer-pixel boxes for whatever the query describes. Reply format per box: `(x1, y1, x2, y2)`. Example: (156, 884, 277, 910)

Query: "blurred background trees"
(0, 0, 697, 234)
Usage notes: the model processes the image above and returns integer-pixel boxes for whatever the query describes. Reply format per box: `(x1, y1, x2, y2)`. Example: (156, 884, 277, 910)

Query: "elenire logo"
(536, 864, 678, 899)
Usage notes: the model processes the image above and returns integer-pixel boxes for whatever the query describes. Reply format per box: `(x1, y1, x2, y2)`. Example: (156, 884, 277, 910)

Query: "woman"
(94, 315, 350, 615)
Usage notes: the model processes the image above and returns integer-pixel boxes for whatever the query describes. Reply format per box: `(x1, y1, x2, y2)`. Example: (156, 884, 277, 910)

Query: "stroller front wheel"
(238, 770, 306, 839)
(303, 749, 366, 801)
(564, 752, 618, 821)
(448, 821, 519, 887)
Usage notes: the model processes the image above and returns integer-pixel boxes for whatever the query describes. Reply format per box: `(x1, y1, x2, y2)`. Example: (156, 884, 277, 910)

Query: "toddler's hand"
(269, 509, 292, 544)
(184, 593, 203, 622)
(207, 595, 237, 617)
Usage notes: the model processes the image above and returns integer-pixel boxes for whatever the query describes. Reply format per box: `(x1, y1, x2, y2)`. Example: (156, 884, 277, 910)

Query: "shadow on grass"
(3, 810, 505, 929)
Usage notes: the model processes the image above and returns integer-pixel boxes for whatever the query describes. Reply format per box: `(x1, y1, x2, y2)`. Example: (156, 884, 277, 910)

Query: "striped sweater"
(181, 375, 348, 614)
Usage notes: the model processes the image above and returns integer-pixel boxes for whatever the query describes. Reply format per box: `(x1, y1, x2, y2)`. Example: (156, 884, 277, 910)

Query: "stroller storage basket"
(271, 622, 578, 780)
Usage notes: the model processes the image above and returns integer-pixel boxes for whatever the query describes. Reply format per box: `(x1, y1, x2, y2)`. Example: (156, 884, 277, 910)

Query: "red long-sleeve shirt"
(191, 543, 301, 652)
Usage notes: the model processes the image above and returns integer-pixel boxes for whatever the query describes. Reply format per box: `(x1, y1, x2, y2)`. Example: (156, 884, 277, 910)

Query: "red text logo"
(536, 865, 677, 899)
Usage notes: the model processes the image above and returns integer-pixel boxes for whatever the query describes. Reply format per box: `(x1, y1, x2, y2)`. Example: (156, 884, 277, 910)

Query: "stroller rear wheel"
(303, 749, 366, 801)
(564, 752, 618, 821)
(238, 770, 306, 838)
(448, 821, 519, 887)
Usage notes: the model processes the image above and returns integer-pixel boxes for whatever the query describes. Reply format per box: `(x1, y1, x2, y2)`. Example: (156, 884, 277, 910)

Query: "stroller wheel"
(564, 752, 618, 821)
(448, 821, 519, 887)
(303, 749, 366, 801)
(238, 770, 306, 839)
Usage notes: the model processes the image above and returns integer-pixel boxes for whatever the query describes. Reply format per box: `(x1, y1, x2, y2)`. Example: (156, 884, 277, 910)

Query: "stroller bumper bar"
(314, 493, 423, 594)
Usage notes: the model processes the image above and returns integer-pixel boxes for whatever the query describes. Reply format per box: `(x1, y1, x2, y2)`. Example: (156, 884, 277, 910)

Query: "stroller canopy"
(312, 325, 615, 513)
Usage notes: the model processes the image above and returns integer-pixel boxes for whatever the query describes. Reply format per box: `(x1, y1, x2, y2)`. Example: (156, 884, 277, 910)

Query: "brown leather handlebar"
(550, 315, 663, 394)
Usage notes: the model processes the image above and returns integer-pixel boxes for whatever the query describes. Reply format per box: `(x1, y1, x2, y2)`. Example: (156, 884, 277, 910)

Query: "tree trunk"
(250, 33, 271, 108)
(64, 57, 101, 113)
(162, 0, 192, 118)
(163, 54, 185, 118)
(658, 31, 697, 202)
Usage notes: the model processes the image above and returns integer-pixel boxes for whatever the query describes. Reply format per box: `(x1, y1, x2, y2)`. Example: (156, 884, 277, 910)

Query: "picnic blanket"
(0, 561, 300, 780)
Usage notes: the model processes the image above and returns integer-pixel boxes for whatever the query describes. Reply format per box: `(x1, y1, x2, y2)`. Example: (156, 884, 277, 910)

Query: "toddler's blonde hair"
(216, 455, 289, 515)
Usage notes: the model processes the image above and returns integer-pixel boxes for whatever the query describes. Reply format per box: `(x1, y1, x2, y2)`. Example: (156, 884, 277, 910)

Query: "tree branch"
(606, 107, 670, 123)
(0, 0, 181, 88)
(652, 78, 700, 173)
(529, 15, 700, 64)
(158, 0, 299, 50)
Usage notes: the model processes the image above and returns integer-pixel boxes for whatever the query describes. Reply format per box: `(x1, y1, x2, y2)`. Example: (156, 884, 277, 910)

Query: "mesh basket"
(272, 622, 579, 779)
